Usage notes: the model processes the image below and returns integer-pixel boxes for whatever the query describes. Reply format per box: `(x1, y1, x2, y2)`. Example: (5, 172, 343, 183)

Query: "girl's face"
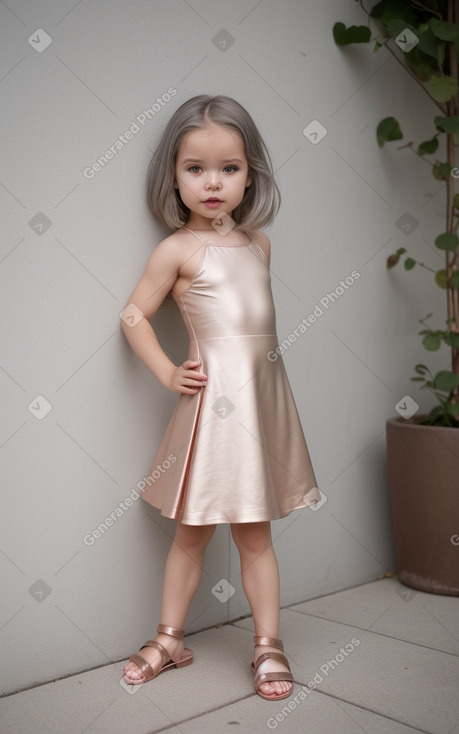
(174, 121, 252, 230)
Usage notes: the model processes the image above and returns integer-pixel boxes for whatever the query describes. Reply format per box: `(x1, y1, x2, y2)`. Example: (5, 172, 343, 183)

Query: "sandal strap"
(142, 639, 170, 666)
(128, 653, 156, 679)
(157, 624, 184, 640)
(253, 650, 290, 674)
(254, 635, 283, 650)
(129, 639, 169, 679)
(255, 669, 294, 687)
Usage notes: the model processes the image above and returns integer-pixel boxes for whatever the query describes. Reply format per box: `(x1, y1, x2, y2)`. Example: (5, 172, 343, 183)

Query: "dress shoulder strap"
(182, 227, 207, 244)
(244, 230, 269, 264)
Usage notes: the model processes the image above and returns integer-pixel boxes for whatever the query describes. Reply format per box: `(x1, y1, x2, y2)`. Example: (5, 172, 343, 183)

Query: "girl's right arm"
(120, 236, 207, 394)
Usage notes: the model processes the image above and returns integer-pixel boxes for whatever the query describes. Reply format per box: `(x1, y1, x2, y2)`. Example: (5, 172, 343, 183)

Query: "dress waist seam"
(190, 334, 277, 343)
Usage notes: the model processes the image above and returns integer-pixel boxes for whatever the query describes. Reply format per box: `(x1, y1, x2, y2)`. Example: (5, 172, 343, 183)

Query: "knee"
(231, 522, 272, 555)
(174, 522, 216, 551)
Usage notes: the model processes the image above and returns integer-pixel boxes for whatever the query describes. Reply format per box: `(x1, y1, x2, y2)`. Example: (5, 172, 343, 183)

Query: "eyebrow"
(181, 158, 244, 164)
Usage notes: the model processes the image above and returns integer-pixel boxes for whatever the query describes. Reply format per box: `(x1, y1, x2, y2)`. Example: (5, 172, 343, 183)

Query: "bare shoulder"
(144, 228, 197, 271)
(248, 229, 271, 263)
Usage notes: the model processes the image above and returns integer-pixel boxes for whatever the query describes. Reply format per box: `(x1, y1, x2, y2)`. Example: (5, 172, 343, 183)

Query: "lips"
(203, 197, 223, 209)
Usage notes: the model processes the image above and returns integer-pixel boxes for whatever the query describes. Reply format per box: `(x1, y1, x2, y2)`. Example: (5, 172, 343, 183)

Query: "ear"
(245, 176, 252, 188)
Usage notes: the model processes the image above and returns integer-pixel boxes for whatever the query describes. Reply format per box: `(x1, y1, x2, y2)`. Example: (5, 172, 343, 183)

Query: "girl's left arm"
(252, 230, 271, 265)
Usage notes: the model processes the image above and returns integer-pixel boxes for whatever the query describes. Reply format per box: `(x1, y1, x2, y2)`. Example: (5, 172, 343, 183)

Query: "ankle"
(156, 631, 183, 659)
(254, 635, 283, 649)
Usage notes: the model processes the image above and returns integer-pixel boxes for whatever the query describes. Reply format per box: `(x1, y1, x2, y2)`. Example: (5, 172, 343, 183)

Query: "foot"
(253, 643, 293, 698)
(123, 631, 184, 684)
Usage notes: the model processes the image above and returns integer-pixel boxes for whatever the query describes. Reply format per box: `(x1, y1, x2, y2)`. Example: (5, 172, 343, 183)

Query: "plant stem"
(410, 0, 443, 20)
(446, 0, 459, 415)
(359, 0, 447, 113)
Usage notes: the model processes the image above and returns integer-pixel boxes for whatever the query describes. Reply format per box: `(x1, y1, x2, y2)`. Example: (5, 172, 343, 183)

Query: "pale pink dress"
(140, 227, 320, 524)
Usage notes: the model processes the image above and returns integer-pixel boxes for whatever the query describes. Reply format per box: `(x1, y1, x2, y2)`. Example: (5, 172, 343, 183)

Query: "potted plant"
(333, 0, 459, 595)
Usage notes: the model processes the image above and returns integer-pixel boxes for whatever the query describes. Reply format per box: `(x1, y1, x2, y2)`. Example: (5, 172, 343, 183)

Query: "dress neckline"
(182, 226, 252, 247)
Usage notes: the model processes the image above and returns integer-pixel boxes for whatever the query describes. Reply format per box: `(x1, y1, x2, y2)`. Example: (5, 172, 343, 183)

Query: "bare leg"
(124, 521, 216, 683)
(231, 521, 292, 697)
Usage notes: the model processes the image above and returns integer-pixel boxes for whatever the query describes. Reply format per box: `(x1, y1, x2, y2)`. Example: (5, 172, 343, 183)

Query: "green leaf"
(414, 363, 429, 375)
(445, 401, 459, 416)
(385, 20, 444, 63)
(410, 377, 425, 382)
(435, 269, 448, 289)
(377, 117, 403, 148)
(429, 18, 459, 43)
(422, 76, 458, 103)
(434, 115, 459, 134)
(432, 161, 453, 180)
(371, 1, 418, 25)
(396, 247, 407, 255)
(418, 136, 439, 155)
(435, 233, 459, 252)
(417, 25, 444, 63)
(422, 333, 441, 350)
(450, 271, 459, 289)
(444, 333, 459, 348)
(386, 20, 420, 49)
(333, 22, 371, 46)
(433, 370, 459, 392)
(419, 405, 447, 425)
(404, 258, 416, 270)
(405, 47, 440, 79)
(426, 406, 445, 420)
(454, 194, 459, 209)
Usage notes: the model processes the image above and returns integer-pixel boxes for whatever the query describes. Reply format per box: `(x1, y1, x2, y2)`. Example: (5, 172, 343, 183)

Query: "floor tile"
(290, 577, 459, 655)
(234, 608, 459, 734)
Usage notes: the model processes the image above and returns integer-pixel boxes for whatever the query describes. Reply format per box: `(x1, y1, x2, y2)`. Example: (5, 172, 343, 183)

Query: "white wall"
(0, 0, 445, 694)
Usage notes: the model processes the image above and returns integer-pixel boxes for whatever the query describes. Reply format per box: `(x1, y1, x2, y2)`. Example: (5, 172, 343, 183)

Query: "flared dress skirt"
(140, 228, 320, 524)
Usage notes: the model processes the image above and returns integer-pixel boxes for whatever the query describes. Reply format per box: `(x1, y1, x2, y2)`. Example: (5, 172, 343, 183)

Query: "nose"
(205, 172, 222, 190)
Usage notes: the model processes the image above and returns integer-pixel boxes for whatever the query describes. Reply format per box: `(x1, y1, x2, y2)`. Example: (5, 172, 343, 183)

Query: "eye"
(188, 165, 201, 173)
(223, 165, 238, 173)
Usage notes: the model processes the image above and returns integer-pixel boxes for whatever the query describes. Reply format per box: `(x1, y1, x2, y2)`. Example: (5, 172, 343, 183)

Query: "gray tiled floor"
(1, 576, 458, 733)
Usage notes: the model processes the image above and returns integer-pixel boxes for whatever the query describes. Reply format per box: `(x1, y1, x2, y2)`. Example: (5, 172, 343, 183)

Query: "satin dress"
(141, 227, 320, 524)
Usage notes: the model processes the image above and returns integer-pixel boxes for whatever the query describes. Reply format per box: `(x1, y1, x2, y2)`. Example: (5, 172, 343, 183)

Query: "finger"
(182, 377, 206, 387)
(185, 371, 207, 381)
(178, 385, 200, 394)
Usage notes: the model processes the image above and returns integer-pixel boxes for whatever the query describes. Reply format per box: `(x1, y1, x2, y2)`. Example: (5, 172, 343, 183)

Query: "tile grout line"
(142, 693, 256, 734)
(301, 689, 431, 734)
(285, 607, 459, 658)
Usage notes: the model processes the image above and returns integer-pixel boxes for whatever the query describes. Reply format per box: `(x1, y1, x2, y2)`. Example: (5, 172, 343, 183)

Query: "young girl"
(121, 95, 320, 701)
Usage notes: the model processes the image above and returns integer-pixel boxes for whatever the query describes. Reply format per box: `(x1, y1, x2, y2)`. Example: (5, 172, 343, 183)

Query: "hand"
(168, 360, 207, 394)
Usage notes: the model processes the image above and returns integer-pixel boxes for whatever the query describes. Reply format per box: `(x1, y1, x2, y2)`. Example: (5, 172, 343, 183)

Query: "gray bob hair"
(146, 95, 280, 230)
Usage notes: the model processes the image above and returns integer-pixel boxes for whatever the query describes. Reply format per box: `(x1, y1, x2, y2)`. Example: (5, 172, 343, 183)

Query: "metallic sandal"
(125, 623, 194, 684)
(251, 635, 294, 701)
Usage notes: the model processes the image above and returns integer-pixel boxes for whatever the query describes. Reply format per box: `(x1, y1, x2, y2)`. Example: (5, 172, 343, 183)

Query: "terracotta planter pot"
(386, 416, 459, 595)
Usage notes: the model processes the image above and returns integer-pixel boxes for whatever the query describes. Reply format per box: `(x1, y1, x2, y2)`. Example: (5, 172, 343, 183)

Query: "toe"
(259, 681, 276, 696)
(258, 679, 292, 698)
(123, 662, 144, 682)
(271, 681, 285, 696)
(276, 680, 292, 695)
